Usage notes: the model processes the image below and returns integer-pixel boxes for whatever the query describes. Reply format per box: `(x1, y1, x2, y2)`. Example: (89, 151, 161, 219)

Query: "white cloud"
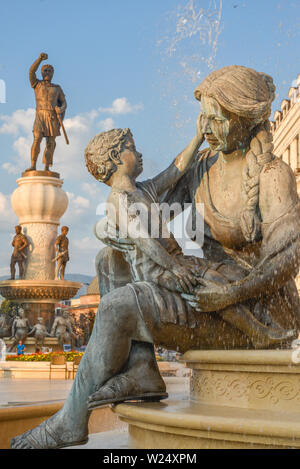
(81, 182, 99, 197)
(0, 108, 35, 135)
(99, 117, 115, 131)
(99, 97, 143, 115)
(66, 192, 90, 214)
(0, 192, 17, 232)
(2, 162, 18, 175)
(72, 236, 99, 252)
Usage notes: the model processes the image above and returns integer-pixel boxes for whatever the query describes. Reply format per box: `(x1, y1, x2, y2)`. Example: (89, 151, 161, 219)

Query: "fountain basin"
(114, 349, 300, 449)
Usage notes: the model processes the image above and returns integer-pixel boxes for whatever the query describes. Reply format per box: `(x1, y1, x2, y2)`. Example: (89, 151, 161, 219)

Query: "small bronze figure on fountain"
(26, 52, 68, 174)
(50, 310, 74, 348)
(28, 317, 51, 348)
(53, 226, 69, 280)
(10, 225, 29, 280)
(8, 308, 31, 352)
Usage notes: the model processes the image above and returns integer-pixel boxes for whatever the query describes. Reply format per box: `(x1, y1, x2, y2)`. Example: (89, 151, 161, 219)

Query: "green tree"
(0, 300, 16, 315)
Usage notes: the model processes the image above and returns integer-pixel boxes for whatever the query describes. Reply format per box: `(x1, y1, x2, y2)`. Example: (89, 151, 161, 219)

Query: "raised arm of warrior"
(29, 52, 48, 88)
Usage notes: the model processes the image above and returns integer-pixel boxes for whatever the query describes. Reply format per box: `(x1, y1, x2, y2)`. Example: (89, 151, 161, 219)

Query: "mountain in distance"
(65, 273, 94, 298)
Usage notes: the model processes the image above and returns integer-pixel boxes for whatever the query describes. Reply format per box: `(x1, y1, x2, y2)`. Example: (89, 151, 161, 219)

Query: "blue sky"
(0, 0, 299, 275)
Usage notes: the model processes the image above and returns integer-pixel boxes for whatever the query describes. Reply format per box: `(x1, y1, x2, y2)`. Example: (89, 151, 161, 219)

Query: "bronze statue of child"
(85, 127, 294, 348)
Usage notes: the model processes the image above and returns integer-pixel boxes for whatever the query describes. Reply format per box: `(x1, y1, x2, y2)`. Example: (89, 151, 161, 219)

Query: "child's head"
(84, 128, 143, 184)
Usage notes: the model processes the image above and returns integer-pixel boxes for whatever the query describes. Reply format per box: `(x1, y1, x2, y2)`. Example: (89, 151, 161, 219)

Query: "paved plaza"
(0, 376, 189, 408)
(0, 378, 73, 407)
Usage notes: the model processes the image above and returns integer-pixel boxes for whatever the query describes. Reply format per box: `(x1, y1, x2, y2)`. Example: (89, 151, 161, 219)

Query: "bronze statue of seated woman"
(11, 65, 300, 449)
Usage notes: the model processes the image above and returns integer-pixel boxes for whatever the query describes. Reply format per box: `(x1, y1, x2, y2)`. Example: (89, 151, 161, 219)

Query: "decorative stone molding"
(184, 350, 300, 412)
(113, 350, 300, 449)
(0, 280, 81, 302)
(11, 176, 68, 225)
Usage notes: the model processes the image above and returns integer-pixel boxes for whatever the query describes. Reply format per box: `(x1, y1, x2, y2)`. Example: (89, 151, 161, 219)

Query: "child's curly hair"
(84, 128, 133, 183)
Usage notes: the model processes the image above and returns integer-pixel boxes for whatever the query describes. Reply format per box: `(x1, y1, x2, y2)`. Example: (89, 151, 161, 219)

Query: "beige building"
(271, 74, 300, 289)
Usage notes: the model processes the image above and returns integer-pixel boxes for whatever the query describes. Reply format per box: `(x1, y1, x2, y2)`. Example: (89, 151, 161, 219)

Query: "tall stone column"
(290, 137, 298, 172)
(0, 172, 81, 330)
(11, 174, 68, 280)
(296, 172, 300, 293)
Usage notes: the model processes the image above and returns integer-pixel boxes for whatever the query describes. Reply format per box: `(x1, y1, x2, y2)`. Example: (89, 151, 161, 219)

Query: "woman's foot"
(10, 411, 88, 449)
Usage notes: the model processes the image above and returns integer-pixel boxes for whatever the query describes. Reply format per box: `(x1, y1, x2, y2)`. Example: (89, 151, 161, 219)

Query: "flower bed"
(6, 351, 84, 362)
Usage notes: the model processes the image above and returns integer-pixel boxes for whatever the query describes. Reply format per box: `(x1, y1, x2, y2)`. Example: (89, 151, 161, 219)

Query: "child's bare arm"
(114, 194, 198, 292)
(150, 115, 204, 196)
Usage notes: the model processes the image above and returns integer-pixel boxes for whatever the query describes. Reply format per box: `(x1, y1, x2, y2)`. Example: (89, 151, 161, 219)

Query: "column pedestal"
(0, 172, 81, 330)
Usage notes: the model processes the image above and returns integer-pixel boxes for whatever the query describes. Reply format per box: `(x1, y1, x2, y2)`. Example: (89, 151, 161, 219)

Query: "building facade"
(271, 74, 300, 290)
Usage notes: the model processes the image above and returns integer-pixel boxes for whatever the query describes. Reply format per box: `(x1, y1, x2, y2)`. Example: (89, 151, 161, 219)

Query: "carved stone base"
(22, 170, 60, 179)
(0, 280, 81, 302)
(0, 279, 82, 328)
(114, 350, 300, 449)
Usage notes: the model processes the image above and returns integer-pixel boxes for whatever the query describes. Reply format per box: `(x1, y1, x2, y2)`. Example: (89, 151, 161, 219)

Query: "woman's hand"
(172, 264, 198, 294)
(182, 278, 234, 312)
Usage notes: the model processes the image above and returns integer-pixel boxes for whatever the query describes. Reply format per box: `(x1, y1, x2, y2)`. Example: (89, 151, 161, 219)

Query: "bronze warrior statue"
(10, 225, 29, 280)
(27, 52, 67, 172)
(54, 226, 69, 280)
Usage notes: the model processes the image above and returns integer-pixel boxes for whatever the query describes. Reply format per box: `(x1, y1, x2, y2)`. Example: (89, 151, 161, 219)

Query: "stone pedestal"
(11, 173, 68, 280)
(0, 172, 81, 330)
(0, 280, 81, 330)
(4, 337, 60, 354)
(114, 350, 300, 449)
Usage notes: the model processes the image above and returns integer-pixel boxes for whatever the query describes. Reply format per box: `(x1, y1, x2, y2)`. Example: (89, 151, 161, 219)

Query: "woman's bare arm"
(150, 116, 204, 197)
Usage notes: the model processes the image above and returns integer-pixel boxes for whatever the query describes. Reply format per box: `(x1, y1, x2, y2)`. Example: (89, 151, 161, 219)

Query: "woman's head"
(195, 66, 276, 243)
(195, 65, 275, 152)
(85, 128, 143, 184)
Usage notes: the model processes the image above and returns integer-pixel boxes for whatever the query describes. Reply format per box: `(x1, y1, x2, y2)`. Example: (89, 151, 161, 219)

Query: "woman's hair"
(195, 65, 276, 243)
(85, 128, 133, 183)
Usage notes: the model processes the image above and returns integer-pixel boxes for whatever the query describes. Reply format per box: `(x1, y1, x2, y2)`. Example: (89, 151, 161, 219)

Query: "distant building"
(271, 74, 300, 290)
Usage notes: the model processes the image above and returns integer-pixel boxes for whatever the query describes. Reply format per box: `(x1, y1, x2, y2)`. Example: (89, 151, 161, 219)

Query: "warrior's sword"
(52, 105, 69, 145)
(56, 111, 69, 145)
(52, 250, 68, 262)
